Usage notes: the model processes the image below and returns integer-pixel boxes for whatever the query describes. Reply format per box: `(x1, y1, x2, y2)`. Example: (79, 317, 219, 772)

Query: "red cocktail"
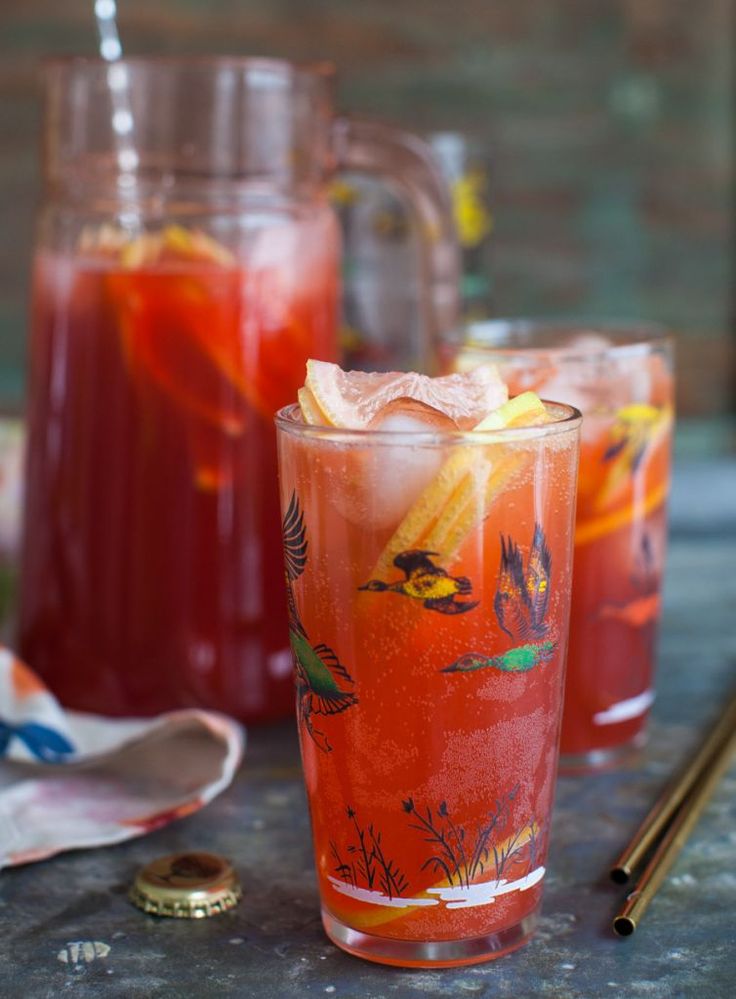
(450, 323, 674, 768)
(276, 363, 581, 965)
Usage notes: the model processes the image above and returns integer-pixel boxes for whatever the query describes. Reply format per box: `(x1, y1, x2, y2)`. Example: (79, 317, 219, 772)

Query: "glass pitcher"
(20, 56, 458, 723)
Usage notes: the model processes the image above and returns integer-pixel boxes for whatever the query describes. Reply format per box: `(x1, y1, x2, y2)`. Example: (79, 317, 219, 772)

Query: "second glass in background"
(447, 322, 675, 770)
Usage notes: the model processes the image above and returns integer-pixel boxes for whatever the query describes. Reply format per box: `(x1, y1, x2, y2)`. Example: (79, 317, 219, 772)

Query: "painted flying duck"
(359, 549, 479, 615)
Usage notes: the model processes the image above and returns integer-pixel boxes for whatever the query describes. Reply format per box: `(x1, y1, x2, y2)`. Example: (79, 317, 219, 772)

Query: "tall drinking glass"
(20, 57, 457, 722)
(448, 322, 674, 769)
(276, 400, 580, 966)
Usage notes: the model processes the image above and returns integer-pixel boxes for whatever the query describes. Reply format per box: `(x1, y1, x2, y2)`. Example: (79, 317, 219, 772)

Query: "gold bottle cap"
(129, 851, 242, 919)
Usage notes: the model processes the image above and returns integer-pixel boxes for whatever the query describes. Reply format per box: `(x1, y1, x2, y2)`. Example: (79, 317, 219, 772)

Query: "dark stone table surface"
(1, 461, 735, 998)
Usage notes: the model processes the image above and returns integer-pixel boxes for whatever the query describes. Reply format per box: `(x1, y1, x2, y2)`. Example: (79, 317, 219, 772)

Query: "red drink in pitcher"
(20, 56, 459, 721)
(276, 363, 581, 966)
(21, 217, 338, 719)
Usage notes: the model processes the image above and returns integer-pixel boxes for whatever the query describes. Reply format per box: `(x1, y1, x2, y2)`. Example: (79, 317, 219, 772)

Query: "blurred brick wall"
(0, 0, 733, 415)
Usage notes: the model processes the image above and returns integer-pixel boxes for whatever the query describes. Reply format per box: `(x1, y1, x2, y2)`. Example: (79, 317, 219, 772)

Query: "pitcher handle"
(332, 116, 459, 373)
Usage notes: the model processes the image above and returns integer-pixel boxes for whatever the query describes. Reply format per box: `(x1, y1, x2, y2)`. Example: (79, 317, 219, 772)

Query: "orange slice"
(107, 224, 306, 428)
(304, 359, 508, 430)
(107, 269, 252, 434)
(575, 477, 669, 546)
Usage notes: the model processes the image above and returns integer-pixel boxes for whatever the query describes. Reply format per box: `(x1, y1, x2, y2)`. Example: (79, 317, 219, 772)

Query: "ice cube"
(607, 351, 654, 409)
(249, 221, 300, 272)
(566, 331, 614, 353)
(531, 342, 655, 437)
(244, 213, 335, 332)
(326, 409, 450, 530)
(560, 332, 660, 414)
(248, 208, 337, 298)
(374, 402, 457, 433)
(533, 370, 595, 420)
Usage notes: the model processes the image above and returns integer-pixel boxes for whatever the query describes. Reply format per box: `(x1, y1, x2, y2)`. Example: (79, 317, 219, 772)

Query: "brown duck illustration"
(359, 550, 478, 615)
(494, 524, 551, 640)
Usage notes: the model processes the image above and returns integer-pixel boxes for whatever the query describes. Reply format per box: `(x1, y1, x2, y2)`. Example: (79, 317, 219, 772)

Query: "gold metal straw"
(612, 706, 736, 936)
(610, 690, 736, 884)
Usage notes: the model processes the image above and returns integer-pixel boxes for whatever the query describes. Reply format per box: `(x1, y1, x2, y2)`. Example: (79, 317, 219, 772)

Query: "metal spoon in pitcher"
(93, 0, 140, 219)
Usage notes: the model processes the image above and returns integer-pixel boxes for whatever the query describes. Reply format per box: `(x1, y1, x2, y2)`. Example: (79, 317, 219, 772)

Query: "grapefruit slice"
(303, 359, 508, 429)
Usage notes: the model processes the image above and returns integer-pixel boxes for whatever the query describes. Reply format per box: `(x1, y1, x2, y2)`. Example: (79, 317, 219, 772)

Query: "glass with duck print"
(446, 322, 674, 771)
(275, 400, 581, 966)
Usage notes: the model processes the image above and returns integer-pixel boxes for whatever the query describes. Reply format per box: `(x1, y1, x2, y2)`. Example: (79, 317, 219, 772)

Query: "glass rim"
(41, 54, 336, 84)
(460, 317, 673, 363)
(275, 401, 582, 444)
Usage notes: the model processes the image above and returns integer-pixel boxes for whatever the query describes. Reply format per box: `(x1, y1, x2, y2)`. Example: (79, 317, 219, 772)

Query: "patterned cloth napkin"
(0, 646, 244, 869)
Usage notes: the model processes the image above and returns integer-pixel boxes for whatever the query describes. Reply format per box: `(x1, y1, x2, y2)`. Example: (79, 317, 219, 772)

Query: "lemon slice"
(297, 386, 328, 425)
(473, 391, 549, 430)
(593, 403, 673, 513)
(162, 225, 236, 266)
(120, 232, 164, 269)
(119, 225, 235, 269)
(372, 392, 551, 575)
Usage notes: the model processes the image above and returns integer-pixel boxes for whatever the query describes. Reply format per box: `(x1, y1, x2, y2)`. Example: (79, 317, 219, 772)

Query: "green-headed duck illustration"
(282, 492, 357, 752)
(443, 640, 556, 674)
